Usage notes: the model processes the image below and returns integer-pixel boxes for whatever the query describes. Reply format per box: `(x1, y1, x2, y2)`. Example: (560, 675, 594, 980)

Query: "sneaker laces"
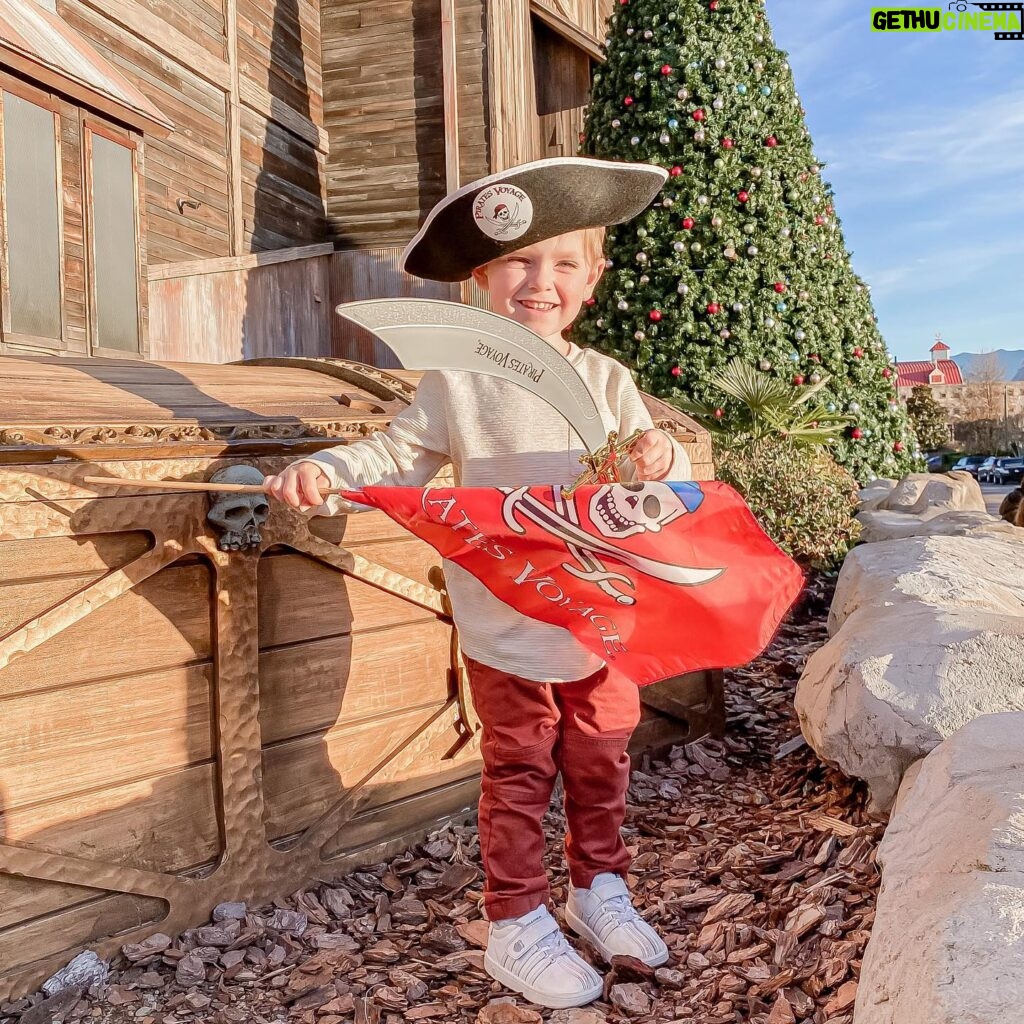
(536, 926, 575, 959)
(599, 893, 640, 926)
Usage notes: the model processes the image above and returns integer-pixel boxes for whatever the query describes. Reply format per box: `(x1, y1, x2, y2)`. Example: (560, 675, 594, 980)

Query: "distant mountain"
(950, 350, 1024, 382)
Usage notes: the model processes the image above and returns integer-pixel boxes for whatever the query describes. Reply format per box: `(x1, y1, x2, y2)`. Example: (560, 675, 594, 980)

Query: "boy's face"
(470, 231, 605, 350)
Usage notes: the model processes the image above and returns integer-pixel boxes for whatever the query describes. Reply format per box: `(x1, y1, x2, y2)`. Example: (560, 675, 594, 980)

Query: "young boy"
(265, 157, 691, 1009)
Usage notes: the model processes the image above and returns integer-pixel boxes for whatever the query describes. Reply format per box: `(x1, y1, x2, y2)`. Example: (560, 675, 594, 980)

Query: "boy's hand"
(264, 462, 331, 509)
(630, 429, 674, 481)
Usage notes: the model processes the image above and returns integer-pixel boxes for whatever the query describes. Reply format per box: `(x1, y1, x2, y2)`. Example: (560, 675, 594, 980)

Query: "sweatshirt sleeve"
(610, 365, 693, 482)
(296, 370, 452, 516)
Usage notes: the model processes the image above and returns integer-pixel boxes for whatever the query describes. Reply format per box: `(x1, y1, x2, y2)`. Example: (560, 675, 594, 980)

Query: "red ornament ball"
(624, 96, 634, 107)
(693, 109, 706, 122)
(706, 302, 721, 315)
(738, 190, 749, 203)
(773, 282, 786, 294)
(670, 165, 683, 177)
(681, 217, 695, 229)
(585, 297, 596, 306)
(893, 441, 905, 452)
(882, 367, 893, 378)
(661, 64, 673, 76)
(826, 205, 834, 214)
(792, 374, 805, 385)
(815, 215, 826, 226)
(714, 407, 725, 419)
(851, 427, 864, 440)
(671, 366, 682, 377)
(765, 135, 778, 148)
(722, 137, 734, 149)
(649, 309, 662, 322)
(809, 353, 821, 362)
(619, 0, 629, 5)
(709, 0, 719, 8)
(853, 347, 864, 358)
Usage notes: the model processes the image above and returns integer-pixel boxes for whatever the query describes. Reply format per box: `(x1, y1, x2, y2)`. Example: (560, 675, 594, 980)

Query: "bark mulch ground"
(3, 574, 884, 1024)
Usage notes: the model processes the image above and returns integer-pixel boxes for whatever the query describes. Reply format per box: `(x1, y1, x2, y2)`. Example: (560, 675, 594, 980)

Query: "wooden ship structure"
(0, 0, 722, 999)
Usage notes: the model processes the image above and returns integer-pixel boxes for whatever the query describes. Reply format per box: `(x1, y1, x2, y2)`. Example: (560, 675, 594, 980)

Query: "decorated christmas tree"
(574, 0, 917, 481)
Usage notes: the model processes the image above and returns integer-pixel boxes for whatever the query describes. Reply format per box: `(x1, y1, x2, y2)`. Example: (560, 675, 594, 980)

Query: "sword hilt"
(561, 428, 645, 497)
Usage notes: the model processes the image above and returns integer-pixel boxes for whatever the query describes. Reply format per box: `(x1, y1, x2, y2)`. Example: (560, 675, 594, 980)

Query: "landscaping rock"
(857, 478, 897, 512)
(828, 534, 1024, 635)
(874, 471, 985, 516)
(856, 713, 1024, 1024)
(796, 602, 1024, 809)
(854, 508, 1011, 545)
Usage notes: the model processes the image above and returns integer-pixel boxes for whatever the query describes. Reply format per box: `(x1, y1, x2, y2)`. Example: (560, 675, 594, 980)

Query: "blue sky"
(764, 0, 1024, 361)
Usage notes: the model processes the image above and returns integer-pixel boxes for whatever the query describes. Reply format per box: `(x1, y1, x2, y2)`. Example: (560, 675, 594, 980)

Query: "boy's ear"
(470, 264, 490, 291)
(584, 256, 606, 299)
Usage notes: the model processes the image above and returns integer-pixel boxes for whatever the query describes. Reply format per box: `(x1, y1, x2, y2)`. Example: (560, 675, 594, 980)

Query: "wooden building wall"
(320, 0, 490, 249)
(54, 0, 329, 264)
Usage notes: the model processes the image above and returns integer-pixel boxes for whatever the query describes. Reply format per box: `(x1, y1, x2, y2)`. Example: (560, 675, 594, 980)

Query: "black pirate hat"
(401, 157, 669, 282)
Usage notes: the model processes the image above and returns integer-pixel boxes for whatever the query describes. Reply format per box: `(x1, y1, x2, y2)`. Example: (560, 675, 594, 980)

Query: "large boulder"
(855, 713, 1024, 1024)
(858, 478, 898, 512)
(795, 602, 1024, 810)
(828, 534, 1024, 636)
(855, 508, 1011, 545)
(875, 471, 985, 516)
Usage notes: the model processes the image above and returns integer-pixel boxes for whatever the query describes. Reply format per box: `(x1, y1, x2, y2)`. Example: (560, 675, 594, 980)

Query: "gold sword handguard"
(562, 428, 645, 497)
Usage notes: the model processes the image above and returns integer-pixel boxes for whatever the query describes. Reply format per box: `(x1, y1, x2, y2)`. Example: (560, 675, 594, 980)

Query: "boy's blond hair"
(581, 226, 607, 267)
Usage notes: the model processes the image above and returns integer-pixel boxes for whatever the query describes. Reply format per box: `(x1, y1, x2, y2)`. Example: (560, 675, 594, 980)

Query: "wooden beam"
(146, 242, 335, 280)
(529, 1, 605, 63)
(225, 0, 243, 255)
(440, 0, 460, 194)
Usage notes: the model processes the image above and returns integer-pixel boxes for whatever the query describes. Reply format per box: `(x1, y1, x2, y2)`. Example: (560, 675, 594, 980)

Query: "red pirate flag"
(339, 481, 803, 687)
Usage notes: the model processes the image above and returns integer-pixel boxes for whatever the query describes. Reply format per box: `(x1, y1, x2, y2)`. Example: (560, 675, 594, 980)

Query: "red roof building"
(895, 335, 963, 390)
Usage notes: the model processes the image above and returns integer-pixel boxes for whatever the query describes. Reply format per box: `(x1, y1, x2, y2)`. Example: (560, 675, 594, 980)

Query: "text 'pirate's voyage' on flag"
(340, 480, 804, 687)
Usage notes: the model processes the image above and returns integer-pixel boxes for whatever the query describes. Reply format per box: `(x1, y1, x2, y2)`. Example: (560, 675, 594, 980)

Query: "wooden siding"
(147, 245, 453, 365)
(52, 0, 328, 265)
(321, 0, 447, 248)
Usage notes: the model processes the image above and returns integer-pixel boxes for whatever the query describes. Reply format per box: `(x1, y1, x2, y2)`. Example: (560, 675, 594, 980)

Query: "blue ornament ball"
(668, 118, 679, 129)
(788, 351, 800, 363)
(760, 86, 772, 96)
(736, 84, 748, 95)
(776, 301, 787, 312)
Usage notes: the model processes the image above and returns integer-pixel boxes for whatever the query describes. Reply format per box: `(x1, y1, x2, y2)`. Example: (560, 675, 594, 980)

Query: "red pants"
(465, 657, 641, 921)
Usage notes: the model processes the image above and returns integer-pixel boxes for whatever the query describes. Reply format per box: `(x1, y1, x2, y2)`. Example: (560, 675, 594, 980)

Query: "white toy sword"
(336, 298, 643, 492)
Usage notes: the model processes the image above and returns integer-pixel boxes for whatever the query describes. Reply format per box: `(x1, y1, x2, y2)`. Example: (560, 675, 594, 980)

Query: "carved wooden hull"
(0, 355, 719, 999)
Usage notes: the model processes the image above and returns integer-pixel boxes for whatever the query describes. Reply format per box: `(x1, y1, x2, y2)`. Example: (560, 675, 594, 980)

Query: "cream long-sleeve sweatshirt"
(301, 341, 691, 682)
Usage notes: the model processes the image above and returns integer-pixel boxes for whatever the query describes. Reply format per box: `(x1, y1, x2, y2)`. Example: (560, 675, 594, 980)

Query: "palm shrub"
(681, 359, 860, 569)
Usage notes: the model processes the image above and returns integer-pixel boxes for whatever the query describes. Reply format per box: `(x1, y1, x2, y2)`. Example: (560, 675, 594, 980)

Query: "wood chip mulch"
(3, 574, 885, 1024)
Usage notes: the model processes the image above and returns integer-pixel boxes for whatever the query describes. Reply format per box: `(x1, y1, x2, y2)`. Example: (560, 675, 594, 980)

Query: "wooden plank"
(441, 0, 460, 192)
(257, 551, 439, 649)
(0, 763, 220, 928)
(0, 531, 150, 584)
(323, 772, 479, 859)
(258, 618, 453, 743)
(262, 702, 465, 840)
(225, 0, 243, 255)
(0, 663, 214, 810)
(0, 889, 168, 976)
(0, 563, 212, 695)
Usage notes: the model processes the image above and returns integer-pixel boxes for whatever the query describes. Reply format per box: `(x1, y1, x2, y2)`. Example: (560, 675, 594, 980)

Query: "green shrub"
(716, 437, 860, 571)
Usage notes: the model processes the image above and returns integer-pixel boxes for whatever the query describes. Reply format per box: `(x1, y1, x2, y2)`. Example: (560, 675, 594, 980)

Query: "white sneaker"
(565, 873, 669, 967)
(484, 906, 604, 1009)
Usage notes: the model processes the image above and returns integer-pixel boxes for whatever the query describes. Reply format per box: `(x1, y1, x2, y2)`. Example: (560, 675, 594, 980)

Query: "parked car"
(992, 458, 1024, 485)
(978, 457, 1003, 483)
(952, 455, 987, 478)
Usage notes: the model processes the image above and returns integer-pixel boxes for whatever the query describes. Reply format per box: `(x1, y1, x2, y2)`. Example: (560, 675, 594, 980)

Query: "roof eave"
(0, 37, 173, 138)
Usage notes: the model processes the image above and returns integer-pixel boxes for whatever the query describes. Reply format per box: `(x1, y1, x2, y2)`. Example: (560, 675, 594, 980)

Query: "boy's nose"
(527, 264, 556, 290)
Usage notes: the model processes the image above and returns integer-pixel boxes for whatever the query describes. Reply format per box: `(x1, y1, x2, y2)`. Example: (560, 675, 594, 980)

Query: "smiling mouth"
(518, 300, 559, 312)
